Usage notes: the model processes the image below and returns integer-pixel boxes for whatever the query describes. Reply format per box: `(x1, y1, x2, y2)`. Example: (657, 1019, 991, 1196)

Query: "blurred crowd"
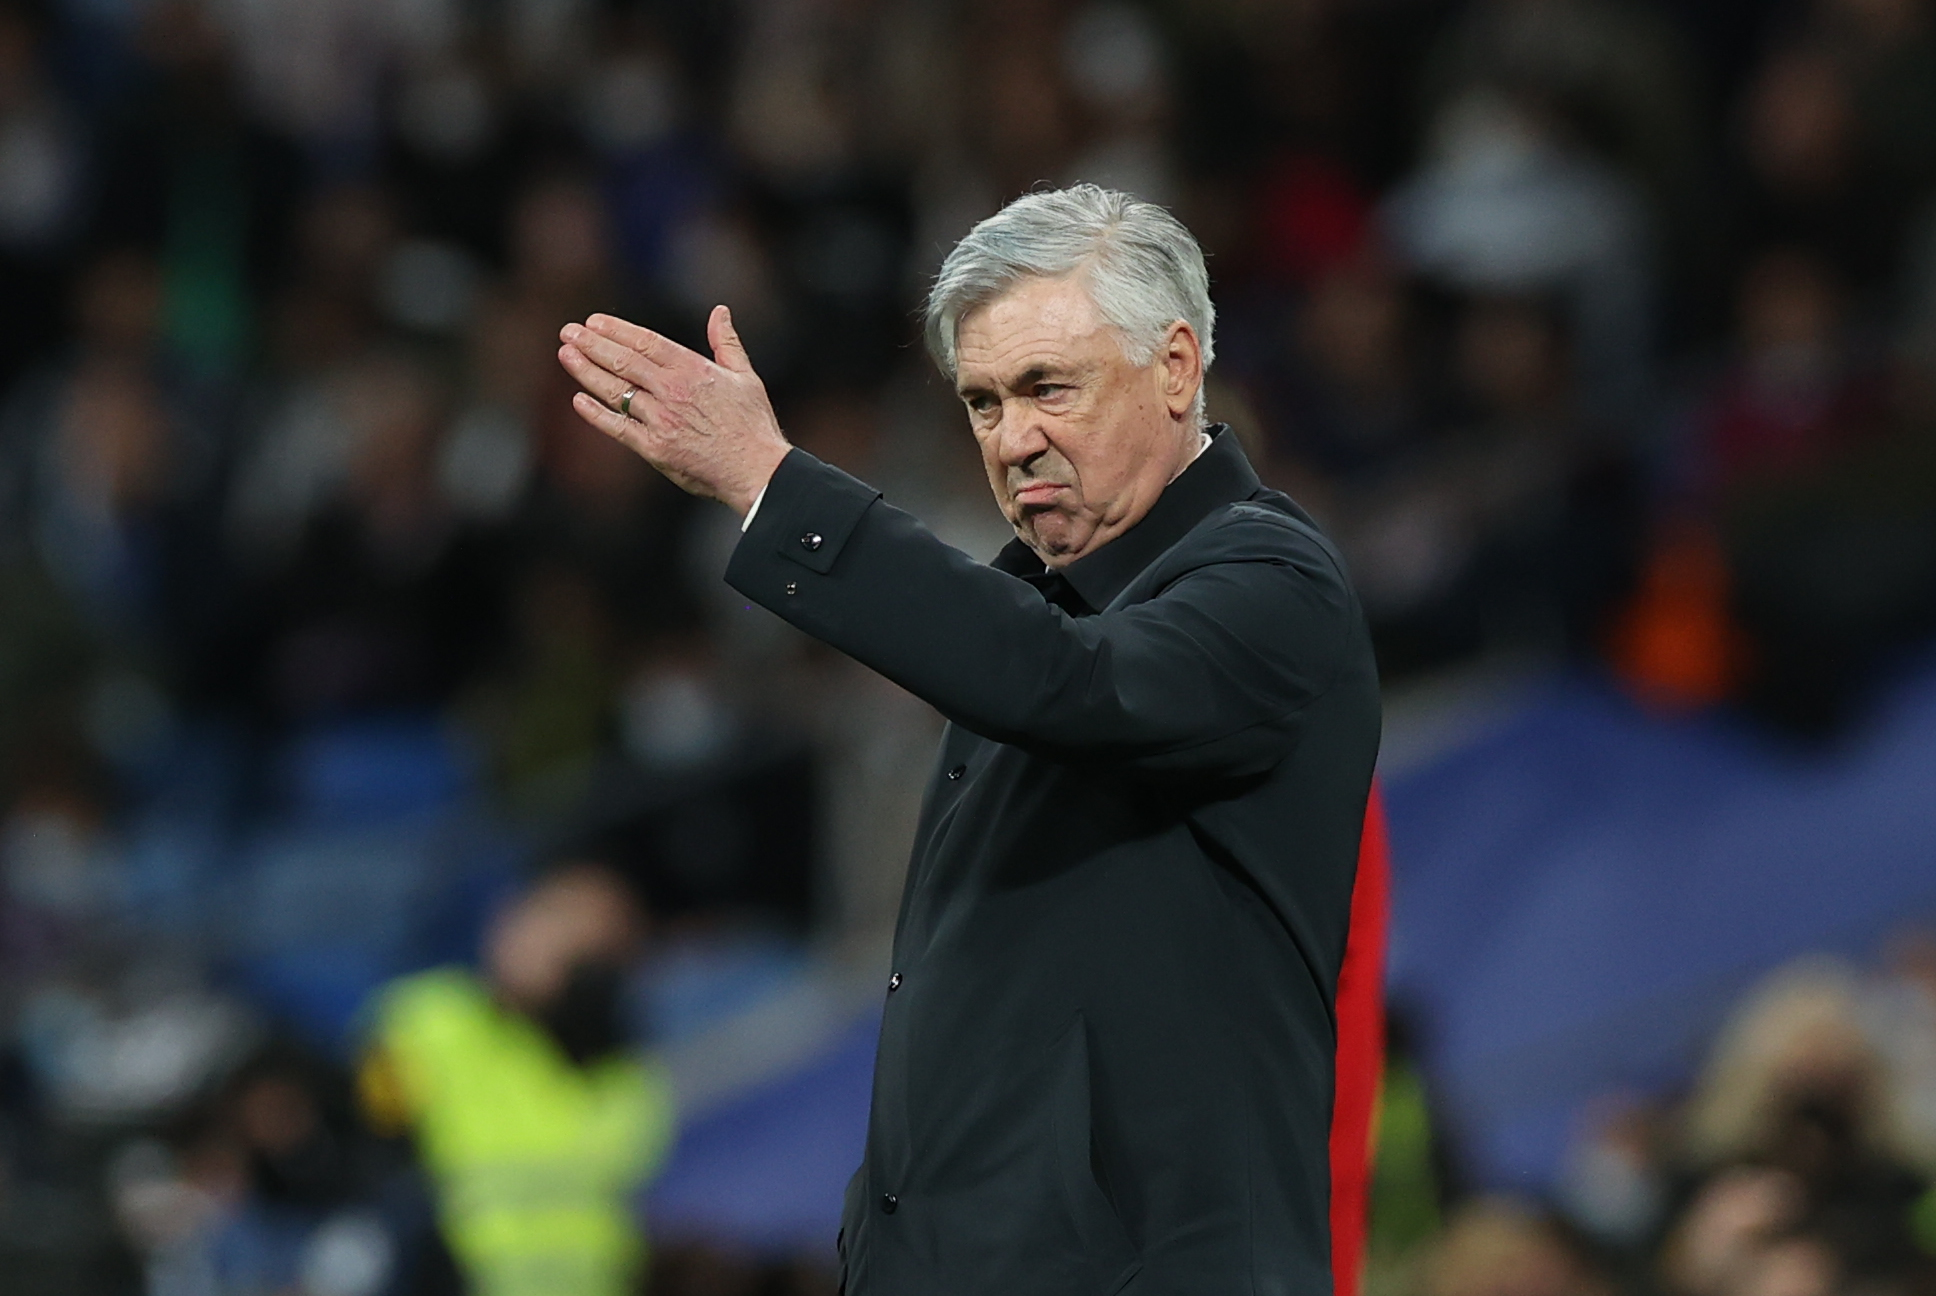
(1384, 938, 1936, 1296)
(1, 0, 1935, 1291)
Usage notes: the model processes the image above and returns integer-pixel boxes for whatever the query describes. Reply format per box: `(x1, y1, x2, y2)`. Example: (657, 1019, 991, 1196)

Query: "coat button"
(888, 972, 902, 992)
(880, 1193, 898, 1214)
(784, 581, 798, 596)
(800, 532, 823, 551)
(946, 764, 966, 781)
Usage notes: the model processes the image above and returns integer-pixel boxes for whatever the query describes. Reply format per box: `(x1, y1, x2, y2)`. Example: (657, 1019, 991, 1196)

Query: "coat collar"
(991, 424, 1261, 613)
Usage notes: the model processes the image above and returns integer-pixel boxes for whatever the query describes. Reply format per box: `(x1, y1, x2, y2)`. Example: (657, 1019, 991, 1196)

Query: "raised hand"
(557, 305, 791, 516)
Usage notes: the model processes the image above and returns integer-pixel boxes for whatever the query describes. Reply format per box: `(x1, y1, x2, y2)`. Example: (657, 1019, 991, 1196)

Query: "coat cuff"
(725, 447, 882, 599)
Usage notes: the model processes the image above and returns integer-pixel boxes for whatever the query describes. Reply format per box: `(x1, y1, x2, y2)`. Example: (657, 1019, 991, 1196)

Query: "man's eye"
(966, 394, 997, 413)
(1035, 383, 1069, 399)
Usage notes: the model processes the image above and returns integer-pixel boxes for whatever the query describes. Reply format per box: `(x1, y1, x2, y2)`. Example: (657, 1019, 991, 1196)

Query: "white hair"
(924, 184, 1216, 423)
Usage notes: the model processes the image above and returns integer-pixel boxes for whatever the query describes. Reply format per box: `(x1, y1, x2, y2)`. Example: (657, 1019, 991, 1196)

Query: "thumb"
(708, 305, 752, 373)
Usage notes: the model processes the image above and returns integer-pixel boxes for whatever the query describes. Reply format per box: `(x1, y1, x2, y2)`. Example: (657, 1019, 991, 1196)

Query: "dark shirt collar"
(992, 425, 1261, 613)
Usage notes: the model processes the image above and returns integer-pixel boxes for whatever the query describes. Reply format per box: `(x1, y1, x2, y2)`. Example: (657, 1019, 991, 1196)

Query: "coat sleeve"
(724, 449, 1358, 777)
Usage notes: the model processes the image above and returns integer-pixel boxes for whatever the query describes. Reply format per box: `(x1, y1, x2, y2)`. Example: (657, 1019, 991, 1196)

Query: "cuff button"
(784, 581, 799, 596)
(800, 532, 824, 551)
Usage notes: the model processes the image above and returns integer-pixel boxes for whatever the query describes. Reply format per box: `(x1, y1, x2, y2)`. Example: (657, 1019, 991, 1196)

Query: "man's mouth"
(1013, 482, 1066, 507)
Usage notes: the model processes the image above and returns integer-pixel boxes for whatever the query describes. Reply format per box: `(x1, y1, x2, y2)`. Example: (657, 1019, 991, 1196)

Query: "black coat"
(725, 427, 1381, 1295)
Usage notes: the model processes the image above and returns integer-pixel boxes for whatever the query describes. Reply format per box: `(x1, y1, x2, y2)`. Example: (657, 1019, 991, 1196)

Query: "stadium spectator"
(360, 862, 675, 1296)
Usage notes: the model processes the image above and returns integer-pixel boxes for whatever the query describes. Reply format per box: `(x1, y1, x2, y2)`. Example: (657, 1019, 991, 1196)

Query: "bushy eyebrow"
(956, 362, 1077, 401)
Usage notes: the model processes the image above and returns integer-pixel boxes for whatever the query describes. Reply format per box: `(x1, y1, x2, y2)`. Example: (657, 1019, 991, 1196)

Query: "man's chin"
(1019, 517, 1096, 566)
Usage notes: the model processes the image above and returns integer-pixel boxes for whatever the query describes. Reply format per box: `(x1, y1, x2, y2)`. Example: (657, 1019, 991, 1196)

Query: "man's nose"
(996, 399, 1050, 467)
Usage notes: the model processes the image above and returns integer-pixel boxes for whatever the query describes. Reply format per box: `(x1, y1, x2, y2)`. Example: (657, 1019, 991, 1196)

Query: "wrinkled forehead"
(954, 272, 1123, 376)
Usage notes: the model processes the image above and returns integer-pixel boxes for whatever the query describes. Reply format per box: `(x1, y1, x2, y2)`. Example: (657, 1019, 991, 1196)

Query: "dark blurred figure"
(513, 350, 698, 648)
(0, 2, 88, 394)
(1417, 0, 1707, 272)
(1383, 91, 1658, 440)
(1765, 0, 1936, 309)
(1252, 256, 1428, 503)
(1287, 284, 1637, 676)
(93, 0, 302, 382)
(463, 561, 623, 820)
(1815, 0, 1936, 203)
(382, 43, 525, 266)
(572, 625, 820, 929)
(261, 182, 398, 380)
(110, 1039, 397, 1296)
(1723, 48, 1894, 311)
(1687, 248, 1936, 735)
(1693, 248, 1881, 492)
(234, 350, 509, 724)
(228, 1044, 371, 1211)
(0, 245, 240, 734)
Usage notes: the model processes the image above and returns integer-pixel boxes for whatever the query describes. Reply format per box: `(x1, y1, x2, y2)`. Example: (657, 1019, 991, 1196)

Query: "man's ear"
(1158, 320, 1203, 420)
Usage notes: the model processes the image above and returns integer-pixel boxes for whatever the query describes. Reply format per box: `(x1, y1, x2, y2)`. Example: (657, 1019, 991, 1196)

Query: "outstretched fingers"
(559, 325, 671, 394)
(581, 314, 691, 368)
(558, 341, 642, 411)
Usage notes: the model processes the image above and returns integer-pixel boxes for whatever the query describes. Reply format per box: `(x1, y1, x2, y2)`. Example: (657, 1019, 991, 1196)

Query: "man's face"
(953, 273, 1201, 567)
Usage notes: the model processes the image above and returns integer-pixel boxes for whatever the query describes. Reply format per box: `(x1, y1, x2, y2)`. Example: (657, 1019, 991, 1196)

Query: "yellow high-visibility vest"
(367, 968, 676, 1296)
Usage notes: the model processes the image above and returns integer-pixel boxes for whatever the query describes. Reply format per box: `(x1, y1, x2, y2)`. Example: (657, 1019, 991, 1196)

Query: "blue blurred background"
(1, 0, 1934, 1293)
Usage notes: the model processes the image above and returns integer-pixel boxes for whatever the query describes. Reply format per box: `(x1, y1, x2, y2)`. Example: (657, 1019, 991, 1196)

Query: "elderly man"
(557, 186, 1381, 1295)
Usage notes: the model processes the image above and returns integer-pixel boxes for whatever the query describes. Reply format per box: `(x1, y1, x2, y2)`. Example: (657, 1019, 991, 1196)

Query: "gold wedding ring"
(618, 386, 638, 418)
